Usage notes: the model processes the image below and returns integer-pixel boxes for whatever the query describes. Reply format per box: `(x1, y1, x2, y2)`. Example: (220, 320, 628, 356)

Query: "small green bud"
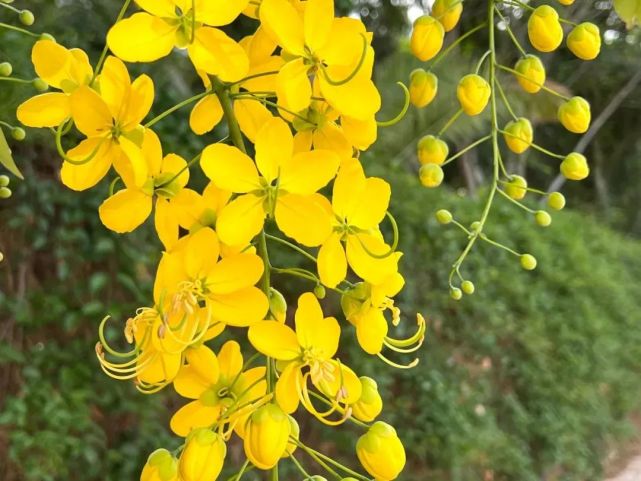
(32, 78, 48, 92)
(19, 10, 35, 26)
(520, 254, 537, 271)
(39, 33, 55, 41)
(0, 187, 12, 199)
(0, 175, 10, 187)
(419, 163, 444, 188)
(0, 62, 12, 77)
(314, 284, 326, 300)
(470, 221, 482, 233)
(450, 287, 462, 300)
(11, 127, 26, 141)
(268, 288, 287, 323)
(435, 209, 453, 224)
(461, 280, 475, 295)
(547, 192, 566, 210)
(535, 210, 552, 227)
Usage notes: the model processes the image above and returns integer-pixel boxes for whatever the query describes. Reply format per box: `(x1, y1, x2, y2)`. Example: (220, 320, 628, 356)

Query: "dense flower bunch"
(408, 0, 600, 298)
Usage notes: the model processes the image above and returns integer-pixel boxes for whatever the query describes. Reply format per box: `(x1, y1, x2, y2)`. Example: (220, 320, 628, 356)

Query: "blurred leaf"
(0, 127, 24, 179)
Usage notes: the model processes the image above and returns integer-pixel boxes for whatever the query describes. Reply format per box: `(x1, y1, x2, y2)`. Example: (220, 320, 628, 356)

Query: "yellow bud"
(141, 449, 179, 481)
(410, 16, 445, 62)
(432, 0, 463, 32)
(179, 429, 226, 481)
(352, 377, 383, 422)
(520, 254, 538, 271)
(244, 404, 291, 470)
(514, 55, 546, 94)
(283, 415, 300, 457)
(409, 69, 438, 108)
(567, 22, 601, 60)
(456, 74, 491, 116)
(558, 0, 574, 4)
(504, 175, 528, 201)
(547, 192, 566, 210)
(356, 421, 406, 481)
(560, 152, 589, 180)
(527, 5, 564, 53)
(419, 164, 444, 188)
(503, 118, 533, 154)
(417, 135, 448, 165)
(558, 96, 591, 133)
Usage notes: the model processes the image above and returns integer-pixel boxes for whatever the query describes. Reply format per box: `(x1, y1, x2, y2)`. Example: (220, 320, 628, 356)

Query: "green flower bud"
(567, 22, 601, 60)
(419, 163, 444, 188)
(450, 287, 463, 300)
(268, 288, 287, 323)
(11, 127, 26, 141)
(461, 280, 475, 295)
(435, 209, 453, 224)
(409, 69, 438, 108)
(503, 118, 533, 154)
(535, 210, 552, 227)
(39, 33, 55, 41)
(313, 284, 326, 300)
(514, 55, 546, 94)
(558, 96, 591, 133)
(417, 135, 448, 165)
(470, 221, 482, 232)
(520, 254, 538, 271)
(19, 10, 35, 26)
(32, 78, 48, 92)
(0, 62, 12, 77)
(504, 175, 528, 200)
(560, 152, 589, 181)
(0, 187, 12, 199)
(0, 175, 10, 187)
(547, 192, 566, 210)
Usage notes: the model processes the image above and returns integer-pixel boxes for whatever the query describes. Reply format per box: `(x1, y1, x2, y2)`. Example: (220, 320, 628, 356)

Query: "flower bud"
(457, 74, 491, 116)
(417, 135, 448, 165)
(283, 415, 299, 457)
(409, 69, 438, 108)
(547, 192, 566, 210)
(0, 187, 12, 199)
(470, 221, 482, 232)
(357, 422, 406, 481)
(560, 152, 589, 180)
(11, 127, 26, 141)
(461, 280, 475, 295)
(141, 449, 179, 481)
(0, 175, 9, 187)
(179, 429, 226, 481)
(410, 16, 444, 62)
(504, 175, 528, 200)
(528, 5, 563, 52)
(40, 33, 55, 41)
(244, 403, 291, 470)
(419, 164, 444, 188)
(432, 0, 463, 32)
(351, 377, 383, 422)
(567, 22, 601, 60)
(313, 284, 326, 299)
(558, 0, 574, 4)
(435, 209, 453, 225)
(503, 118, 533, 154)
(19, 10, 35, 26)
(520, 254, 538, 271)
(535, 210, 552, 227)
(32, 78, 48, 92)
(558, 96, 590, 134)
(268, 288, 287, 323)
(450, 287, 463, 300)
(0, 62, 12, 77)
(514, 55, 546, 94)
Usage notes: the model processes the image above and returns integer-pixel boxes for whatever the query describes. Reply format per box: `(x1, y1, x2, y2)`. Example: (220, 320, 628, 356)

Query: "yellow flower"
(560, 152, 589, 180)
(141, 449, 179, 481)
(179, 428, 226, 481)
(61, 56, 153, 191)
(432, 0, 463, 32)
(107, 0, 249, 81)
(318, 158, 398, 288)
(503, 118, 533, 154)
(248, 293, 362, 420)
(201, 117, 340, 247)
(457, 74, 491, 116)
(350, 377, 383, 422)
(154, 227, 269, 327)
(514, 55, 546, 94)
(558, 96, 591, 133)
(567, 22, 601, 60)
(244, 403, 291, 470)
(410, 15, 444, 62)
(259, 0, 381, 120)
(409, 69, 438, 109)
(17, 40, 93, 128)
(98, 129, 189, 234)
(171, 340, 267, 437)
(417, 135, 448, 165)
(356, 421, 406, 481)
(528, 5, 564, 53)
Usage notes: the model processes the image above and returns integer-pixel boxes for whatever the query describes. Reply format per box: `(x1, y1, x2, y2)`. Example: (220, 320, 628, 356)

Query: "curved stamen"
(385, 313, 427, 348)
(319, 34, 368, 87)
(353, 211, 399, 260)
(377, 82, 410, 127)
(55, 121, 108, 165)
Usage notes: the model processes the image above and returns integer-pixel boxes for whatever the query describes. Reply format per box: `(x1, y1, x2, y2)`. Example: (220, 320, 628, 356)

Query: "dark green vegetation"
(2, 1, 641, 480)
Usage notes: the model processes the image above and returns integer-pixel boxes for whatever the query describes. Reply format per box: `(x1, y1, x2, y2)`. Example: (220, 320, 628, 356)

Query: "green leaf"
(614, 0, 641, 28)
(0, 127, 24, 179)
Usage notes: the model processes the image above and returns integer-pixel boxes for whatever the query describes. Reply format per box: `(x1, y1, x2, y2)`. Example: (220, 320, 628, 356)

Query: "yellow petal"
(275, 362, 302, 414)
(349, 177, 390, 230)
(190, 95, 223, 135)
(317, 361, 362, 404)
(316, 18, 366, 67)
(259, 0, 305, 55)
(248, 321, 300, 360)
(195, 0, 251, 26)
(188, 27, 249, 82)
(275, 193, 332, 247)
(333, 157, 365, 220)
(345, 233, 398, 285)
(356, 309, 388, 355)
(98, 188, 152, 233)
(16, 93, 70, 128)
(107, 13, 177, 63)
(318, 233, 347, 288)
(70, 86, 112, 137)
(216, 194, 266, 247)
(341, 115, 377, 151)
(138, 350, 182, 385)
(217, 340, 244, 383)
(185, 344, 220, 385)
(313, 123, 352, 160)
(255, 117, 293, 183)
(207, 253, 264, 295)
(185, 227, 220, 279)
(276, 58, 312, 113)
(122, 74, 154, 128)
(293, 131, 313, 153)
(141, 129, 163, 176)
(170, 401, 221, 437)
(60, 139, 112, 191)
(209, 286, 268, 327)
(98, 56, 131, 119)
(295, 292, 339, 358)
(234, 98, 274, 144)
(160, 153, 189, 187)
(174, 366, 210, 399)
(31, 40, 71, 89)
(320, 76, 381, 121)
(280, 149, 340, 195)
(118, 135, 149, 188)
(135, 0, 177, 17)
(155, 198, 179, 250)
(200, 144, 261, 193)
(304, 0, 334, 52)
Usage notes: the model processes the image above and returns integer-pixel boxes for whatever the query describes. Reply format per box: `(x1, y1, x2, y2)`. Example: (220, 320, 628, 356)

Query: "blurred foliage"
(2, 1, 641, 481)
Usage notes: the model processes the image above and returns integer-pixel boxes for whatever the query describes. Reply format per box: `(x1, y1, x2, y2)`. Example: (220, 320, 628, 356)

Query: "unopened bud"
(19, 10, 35, 26)
(419, 163, 444, 188)
(535, 210, 552, 227)
(0, 62, 12, 77)
(435, 209, 453, 224)
(547, 192, 566, 210)
(520, 254, 538, 271)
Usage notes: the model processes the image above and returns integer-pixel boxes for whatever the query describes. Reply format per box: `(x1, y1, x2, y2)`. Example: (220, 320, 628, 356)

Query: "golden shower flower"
(179, 428, 227, 481)
(528, 5, 564, 53)
(503, 118, 533, 154)
(243, 403, 292, 470)
(567, 22, 601, 60)
(417, 135, 448, 165)
(514, 55, 546, 94)
(356, 421, 406, 481)
(560, 152, 590, 180)
(457, 74, 491, 116)
(409, 69, 438, 108)
(410, 15, 444, 62)
(558, 96, 591, 133)
(141, 449, 180, 481)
